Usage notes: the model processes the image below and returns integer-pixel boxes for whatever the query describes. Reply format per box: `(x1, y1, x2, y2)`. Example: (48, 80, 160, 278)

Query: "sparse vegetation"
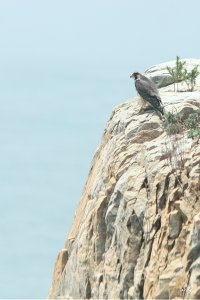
(167, 56, 200, 92)
(183, 66, 200, 92)
(162, 111, 185, 171)
(162, 111, 183, 135)
(185, 109, 200, 139)
(162, 109, 200, 173)
(162, 109, 200, 139)
(167, 56, 186, 92)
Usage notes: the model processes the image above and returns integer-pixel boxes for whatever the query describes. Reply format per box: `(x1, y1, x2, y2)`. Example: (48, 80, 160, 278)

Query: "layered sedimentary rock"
(48, 60, 200, 299)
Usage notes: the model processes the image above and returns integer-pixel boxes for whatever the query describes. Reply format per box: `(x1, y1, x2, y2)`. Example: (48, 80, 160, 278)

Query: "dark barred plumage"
(130, 72, 165, 117)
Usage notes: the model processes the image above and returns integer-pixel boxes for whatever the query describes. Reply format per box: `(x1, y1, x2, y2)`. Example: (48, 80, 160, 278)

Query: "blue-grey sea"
(0, 62, 133, 298)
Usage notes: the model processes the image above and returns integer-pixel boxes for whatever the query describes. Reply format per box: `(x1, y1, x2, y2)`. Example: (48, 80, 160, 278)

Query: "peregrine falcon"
(130, 72, 165, 117)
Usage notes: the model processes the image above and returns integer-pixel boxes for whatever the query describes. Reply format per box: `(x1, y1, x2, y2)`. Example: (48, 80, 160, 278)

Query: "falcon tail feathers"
(156, 106, 166, 120)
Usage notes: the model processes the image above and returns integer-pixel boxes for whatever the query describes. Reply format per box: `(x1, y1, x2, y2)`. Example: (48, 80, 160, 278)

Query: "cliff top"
(49, 58, 200, 299)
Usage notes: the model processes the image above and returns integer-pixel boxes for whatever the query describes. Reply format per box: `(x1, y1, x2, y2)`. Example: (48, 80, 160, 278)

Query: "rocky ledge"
(48, 59, 200, 299)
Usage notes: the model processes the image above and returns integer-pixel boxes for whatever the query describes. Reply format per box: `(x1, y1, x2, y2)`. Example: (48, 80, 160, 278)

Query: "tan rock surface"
(48, 61, 200, 299)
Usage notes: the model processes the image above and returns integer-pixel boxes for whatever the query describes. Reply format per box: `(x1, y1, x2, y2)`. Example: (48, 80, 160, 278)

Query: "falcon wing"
(135, 78, 164, 115)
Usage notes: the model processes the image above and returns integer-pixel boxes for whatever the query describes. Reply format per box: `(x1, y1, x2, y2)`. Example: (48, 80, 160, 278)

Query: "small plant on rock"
(167, 56, 186, 92)
(183, 66, 200, 92)
(167, 56, 200, 92)
(185, 109, 200, 139)
(162, 111, 185, 171)
(162, 111, 183, 135)
(162, 109, 200, 174)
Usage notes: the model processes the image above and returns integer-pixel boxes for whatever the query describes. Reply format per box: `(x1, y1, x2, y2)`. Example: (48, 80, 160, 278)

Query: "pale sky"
(0, 0, 200, 68)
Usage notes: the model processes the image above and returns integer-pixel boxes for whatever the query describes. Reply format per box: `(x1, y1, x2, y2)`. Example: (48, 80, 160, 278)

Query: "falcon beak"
(130, 74, 134, 78)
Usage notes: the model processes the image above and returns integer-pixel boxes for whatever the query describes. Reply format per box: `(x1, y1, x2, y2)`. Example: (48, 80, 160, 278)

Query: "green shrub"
(167, 56, 200, 92)
(162, 111, 183, 135)
(167, 56, 186, 92)
(185, 109, 200, 139)
(162, 109, 200, 174)
(183, 66, 200, 92)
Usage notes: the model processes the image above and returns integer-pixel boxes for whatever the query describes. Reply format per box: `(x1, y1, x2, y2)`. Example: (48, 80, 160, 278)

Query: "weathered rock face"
(48, 60, 200, 300)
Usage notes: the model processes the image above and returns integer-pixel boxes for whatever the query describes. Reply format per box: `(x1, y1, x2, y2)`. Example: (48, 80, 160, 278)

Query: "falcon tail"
(156, 105, 165, 120)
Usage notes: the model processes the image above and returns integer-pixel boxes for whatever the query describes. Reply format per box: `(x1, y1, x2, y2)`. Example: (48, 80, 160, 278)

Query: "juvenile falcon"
(130, 72, 165, 117)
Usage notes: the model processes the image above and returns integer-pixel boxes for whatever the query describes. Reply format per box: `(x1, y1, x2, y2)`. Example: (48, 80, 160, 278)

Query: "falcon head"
(130, 72, 141, 80)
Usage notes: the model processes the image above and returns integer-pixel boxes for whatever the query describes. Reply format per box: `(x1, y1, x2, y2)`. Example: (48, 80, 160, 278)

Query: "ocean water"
(0, 63, 132, 298)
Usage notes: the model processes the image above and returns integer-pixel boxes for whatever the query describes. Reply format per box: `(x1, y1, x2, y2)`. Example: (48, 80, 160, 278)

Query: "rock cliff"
(48, 59, 200, 299)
